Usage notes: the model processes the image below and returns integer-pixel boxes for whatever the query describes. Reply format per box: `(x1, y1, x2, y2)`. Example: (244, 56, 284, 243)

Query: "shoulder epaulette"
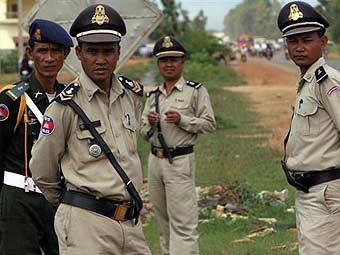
(186, 80, 202, 89)
(315, 66, 328, 84)
(55, 82, 80, 104)
(5, 81, 30, 101)
(146, 87, 159, 97)
(118, 76, 143, 97)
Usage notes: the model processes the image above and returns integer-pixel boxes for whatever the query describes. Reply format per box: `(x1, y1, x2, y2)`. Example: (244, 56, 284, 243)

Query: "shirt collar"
(79, 71, 124, 101)
(159, 76, 185, 95)
(28, 71, 63, 102)
(302, 57, 326, 83)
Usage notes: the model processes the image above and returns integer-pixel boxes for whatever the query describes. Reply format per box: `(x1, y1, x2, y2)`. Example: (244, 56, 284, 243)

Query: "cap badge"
(162, 36, 173, 48)
(92, 5, 109, 25)
(288, 4, 303, 21)
(34, 29, 41, 41)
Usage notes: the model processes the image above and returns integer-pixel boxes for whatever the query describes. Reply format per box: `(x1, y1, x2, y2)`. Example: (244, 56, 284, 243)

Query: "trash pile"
(140, 182, 291, 223)
(140, 181, 296, 250)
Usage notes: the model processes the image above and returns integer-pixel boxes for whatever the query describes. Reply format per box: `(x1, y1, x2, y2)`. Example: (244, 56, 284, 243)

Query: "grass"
(124, 59, 298, 255)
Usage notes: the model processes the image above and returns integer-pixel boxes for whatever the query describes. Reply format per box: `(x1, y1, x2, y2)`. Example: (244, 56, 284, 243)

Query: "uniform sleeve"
(318, 74, 340, 131)
(30, 102, 72, 206)
(0, 92, 19, 188)
(140, 96, 156, 141)
(178, 86, 216, 134)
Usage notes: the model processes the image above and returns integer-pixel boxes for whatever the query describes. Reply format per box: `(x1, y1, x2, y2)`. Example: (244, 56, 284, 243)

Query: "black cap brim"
(282, 26, 322, 37)
(77, 33, 121, 43)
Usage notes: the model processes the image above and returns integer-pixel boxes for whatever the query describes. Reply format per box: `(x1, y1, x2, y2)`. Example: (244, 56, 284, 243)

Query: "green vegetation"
(223, 0, 282, 40)
(327, 43, 340, 55)
(124, 57, 297, 254)
(0, 50, 18, 74)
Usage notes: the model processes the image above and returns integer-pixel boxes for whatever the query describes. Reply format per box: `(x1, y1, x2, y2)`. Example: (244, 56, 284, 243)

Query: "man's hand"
(147, 111, 161, 124)
(165, 110, 181, 125)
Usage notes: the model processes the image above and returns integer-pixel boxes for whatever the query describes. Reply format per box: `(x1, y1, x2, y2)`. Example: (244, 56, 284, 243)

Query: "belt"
(281, 162, 340, 193)
(61, 190, 135, 221)
(151, 145, 193, 159)
(3, 171, 42, 193)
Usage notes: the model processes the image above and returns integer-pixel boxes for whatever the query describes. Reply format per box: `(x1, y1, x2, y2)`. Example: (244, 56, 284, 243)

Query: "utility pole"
(17, 0, 24, 66)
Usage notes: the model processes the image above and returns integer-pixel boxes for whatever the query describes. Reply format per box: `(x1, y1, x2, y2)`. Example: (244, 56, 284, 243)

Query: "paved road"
(258, 51, 340, 71)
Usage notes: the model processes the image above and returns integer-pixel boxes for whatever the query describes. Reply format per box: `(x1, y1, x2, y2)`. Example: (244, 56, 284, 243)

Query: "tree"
(329, 0, 340, 43)
(149, 0, 230, 64)
(223, 0, 281, 40)
(150, 0, 189, 40)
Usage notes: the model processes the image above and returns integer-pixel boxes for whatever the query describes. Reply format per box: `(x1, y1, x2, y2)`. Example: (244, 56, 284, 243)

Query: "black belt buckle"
(113, 204, 129, 221)
(281, 161, 309, 193)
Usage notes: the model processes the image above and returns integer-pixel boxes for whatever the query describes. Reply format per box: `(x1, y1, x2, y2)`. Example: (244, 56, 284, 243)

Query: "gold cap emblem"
(162, 36, 173, 48)
(288, 4, 303, 21)
(34, 29, 41, 41)
(92, 5, 109, 25)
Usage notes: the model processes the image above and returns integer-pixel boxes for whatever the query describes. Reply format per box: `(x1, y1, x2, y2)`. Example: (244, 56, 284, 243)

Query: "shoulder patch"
(55, 82, 80, 104)
(5, 81, 30, 101)
(146, 87, 159, 97)
(186, 80, 202, 89)
(315, 66, 328, 84)
(118, 76, 144, 97)
(0, 104, 10, 121)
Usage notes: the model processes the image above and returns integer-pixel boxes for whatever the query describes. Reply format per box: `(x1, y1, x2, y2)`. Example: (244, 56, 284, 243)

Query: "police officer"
(0, 19, 73, 255)
(278, 1, 340, 254)
(30, 4, 151, 255)
(140, 36, 216, 255)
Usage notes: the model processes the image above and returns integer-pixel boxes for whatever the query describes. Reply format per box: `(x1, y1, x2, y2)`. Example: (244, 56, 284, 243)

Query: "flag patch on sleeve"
(40, 116, 55, 136)
(327, 86, 340, 96)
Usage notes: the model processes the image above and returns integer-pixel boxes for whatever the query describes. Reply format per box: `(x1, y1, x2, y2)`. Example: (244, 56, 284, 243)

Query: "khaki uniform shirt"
(286, 57, 340, 171)
(140, 77, 216, 147)
(30, 72, 143, 205)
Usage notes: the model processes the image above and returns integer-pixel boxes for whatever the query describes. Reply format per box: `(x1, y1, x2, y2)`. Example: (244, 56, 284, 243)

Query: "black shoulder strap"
(186, 80, 202, 89)
(54, 82, 80, 104)
(118, 76, 144, 96)
(155, 90, 173, 164)
(60, 98, 143, 224)
(315, 66, 328, 84)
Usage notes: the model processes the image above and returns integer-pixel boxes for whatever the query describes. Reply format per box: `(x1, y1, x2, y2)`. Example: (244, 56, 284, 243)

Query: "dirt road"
(227, 57, 299, 151)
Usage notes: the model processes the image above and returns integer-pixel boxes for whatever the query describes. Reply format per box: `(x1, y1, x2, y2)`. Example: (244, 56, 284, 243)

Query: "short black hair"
(317, 29, 326, 37)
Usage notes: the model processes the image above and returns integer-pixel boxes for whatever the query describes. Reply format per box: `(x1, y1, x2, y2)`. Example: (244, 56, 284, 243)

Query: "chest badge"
(89, 144, 102, 158)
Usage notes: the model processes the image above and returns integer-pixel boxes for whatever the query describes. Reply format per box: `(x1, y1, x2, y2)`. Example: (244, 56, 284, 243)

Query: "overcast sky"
(155, 0, 318, 31)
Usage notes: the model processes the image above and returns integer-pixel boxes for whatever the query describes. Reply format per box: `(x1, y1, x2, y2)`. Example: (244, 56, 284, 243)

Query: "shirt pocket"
(295, 99, 319, 136)
(172, 101, 191, 115)
(121, 113, 138, 154)
(75, 123, 106, 163)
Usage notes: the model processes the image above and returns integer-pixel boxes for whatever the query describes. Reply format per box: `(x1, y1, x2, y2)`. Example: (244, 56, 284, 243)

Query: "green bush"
(0, 50, 18, 74)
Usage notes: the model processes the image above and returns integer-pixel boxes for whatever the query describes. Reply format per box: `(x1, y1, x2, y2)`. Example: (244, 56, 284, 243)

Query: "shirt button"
(115, 134, 120, 138)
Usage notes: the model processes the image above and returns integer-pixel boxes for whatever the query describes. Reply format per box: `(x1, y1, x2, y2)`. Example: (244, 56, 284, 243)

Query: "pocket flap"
(296, 100, 318, 117)
(76, 123, 106, 140)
